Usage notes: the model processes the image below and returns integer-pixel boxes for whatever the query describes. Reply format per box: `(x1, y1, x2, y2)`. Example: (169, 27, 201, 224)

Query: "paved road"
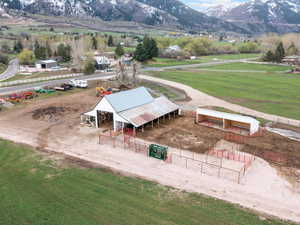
(0, 59, 19, 81)
(0, 58, 253, 95)
(0, 73, 114, 95)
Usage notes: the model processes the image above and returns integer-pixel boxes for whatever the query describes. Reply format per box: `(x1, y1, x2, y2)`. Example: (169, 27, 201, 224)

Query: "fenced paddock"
(168, 149, 253, 184)
(98, 132, 255, 184)
(99, 133, 149, 156)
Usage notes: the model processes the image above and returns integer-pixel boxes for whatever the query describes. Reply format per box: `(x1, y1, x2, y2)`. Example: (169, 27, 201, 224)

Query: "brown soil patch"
(138, 116, 300, 169)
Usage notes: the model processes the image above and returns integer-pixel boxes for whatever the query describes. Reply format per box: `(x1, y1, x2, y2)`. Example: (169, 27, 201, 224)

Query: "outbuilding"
(35, 59, 58, 69)
(82, 87, 180, 133)
(196, 108, 260, 135)
(94, 56, 110, 70)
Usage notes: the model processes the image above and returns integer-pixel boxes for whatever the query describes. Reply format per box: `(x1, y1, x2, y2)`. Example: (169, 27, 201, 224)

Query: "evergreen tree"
(149, 38, 159, 58)
(34, 41, 47, 60)
(134, 37, 158, 62)
(46, 41, 52, 58)
(35, 46, 47, 60)
(13, 40, 23, 53)
(108, 35, 114, 47)
(274, 42, 285, 63)
(57, 44, 72, 62)
(134, 43, 147, 62)
(115, 44, 124, 57)
(262, 50, 275, 62)
(92, 36, 98, 50)
(143, 36, 152, 60)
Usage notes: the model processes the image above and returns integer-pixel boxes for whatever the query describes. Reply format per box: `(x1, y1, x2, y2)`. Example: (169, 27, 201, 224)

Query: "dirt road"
(140, 75, 300, 127)
(0, 89, 300, 223)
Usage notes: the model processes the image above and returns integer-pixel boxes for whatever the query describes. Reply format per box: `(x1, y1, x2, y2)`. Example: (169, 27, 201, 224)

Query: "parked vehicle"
(69, 79, 88, 88)
(34, 87, 55, 94)
(54, 83, 73, 91)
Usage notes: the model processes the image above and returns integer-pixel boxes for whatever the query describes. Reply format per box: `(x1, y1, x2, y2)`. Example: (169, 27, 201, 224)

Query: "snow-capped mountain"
(204, 5, 231, 18)
(205, 0, 300, 33)
(225, 0, 300, 24)
(0, 0, 247, 33)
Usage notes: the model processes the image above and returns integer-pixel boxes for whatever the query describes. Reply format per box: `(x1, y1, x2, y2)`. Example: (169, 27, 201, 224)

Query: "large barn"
(83, 87, 180, 133)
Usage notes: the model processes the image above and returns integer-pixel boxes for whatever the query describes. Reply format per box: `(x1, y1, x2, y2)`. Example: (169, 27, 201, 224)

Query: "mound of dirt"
(32, 106, 79, 122)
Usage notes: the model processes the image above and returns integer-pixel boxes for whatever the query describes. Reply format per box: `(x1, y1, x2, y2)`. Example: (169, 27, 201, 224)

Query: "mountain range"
(1, 0, 300, 34)
(205, 0, 300, 33)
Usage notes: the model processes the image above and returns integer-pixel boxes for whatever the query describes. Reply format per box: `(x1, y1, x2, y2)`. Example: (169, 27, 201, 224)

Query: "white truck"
(69, 79, 88, 88)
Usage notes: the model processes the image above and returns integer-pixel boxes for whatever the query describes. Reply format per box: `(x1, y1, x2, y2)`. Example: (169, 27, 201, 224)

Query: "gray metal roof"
(196, 108, 259, 125)
(105, 87, 154, 113)
(119, 96, 179, 127)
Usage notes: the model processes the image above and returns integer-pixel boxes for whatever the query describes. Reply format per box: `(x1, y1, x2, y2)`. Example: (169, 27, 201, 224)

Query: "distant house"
(35, 60, 58, 69)
(282, 55, 300, 66)
(94, 56, 110, 70)
(166, 45, 181, 53)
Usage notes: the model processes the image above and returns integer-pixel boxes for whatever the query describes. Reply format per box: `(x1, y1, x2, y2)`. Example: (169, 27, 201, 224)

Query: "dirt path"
(140, 75, 300, 127)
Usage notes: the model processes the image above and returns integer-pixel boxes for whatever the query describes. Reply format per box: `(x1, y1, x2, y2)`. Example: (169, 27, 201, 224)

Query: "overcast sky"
(181, 0, 247, 11)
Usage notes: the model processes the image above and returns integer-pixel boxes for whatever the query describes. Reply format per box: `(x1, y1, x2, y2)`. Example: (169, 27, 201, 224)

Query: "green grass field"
(150, 70, 300, 120)
(0, 139, 294, 225)
(145, 54, 260, 67)
(0, 63, 7, 74)
(200, 62, 292, 72)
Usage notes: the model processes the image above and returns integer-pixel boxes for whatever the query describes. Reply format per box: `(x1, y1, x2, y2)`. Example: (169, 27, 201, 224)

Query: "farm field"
(150, 69, 300, 120)
(200, 62, 292, 72)
(0, 139, 295, 225)
(145, 54, 260, 67)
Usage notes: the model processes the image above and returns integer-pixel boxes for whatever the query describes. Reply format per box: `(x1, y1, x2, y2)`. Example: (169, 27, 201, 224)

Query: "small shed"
(82, 87, 180, 132)
(196, 108, 260, 135)
(35, 60, 58, 69)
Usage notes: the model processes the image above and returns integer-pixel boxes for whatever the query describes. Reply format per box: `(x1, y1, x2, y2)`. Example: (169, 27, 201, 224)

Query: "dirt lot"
(138, 115, 300, 169)
(1, 84, 300, 223)
(2, 83, 300, 171)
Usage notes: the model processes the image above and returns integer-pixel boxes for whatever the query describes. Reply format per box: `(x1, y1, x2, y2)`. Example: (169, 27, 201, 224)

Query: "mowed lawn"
(145, 53, 260, 67)
(150, 70, 300, 120)
(200, 62, 292, 72)
(0, 139, 294, 225)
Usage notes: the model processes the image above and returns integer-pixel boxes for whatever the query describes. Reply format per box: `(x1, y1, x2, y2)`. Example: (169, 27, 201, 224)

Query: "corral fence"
(169, 149, 254, 184)
(99, 131, 255, 184)
(99, 133, 149, 156)
(224, 132, 291, 166)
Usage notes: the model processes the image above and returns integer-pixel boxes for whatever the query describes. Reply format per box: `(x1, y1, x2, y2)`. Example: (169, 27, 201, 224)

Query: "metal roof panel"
(105, 87, 154, 113)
